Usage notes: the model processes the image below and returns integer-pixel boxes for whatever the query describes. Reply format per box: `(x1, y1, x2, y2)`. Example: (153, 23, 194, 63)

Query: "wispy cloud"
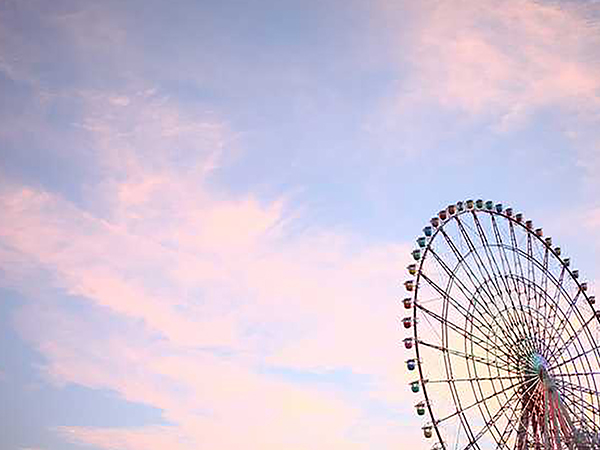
(0, 87, 417, 449)
(401, 0, 600, 122)
(369, 0, 600, 161)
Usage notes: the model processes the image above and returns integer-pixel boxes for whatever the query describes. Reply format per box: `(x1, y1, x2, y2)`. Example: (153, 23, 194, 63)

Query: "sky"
(1, 0, 600, 449)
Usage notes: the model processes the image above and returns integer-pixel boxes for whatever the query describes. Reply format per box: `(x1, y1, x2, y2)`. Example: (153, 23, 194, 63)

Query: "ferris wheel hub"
(530, 352, 548, 374)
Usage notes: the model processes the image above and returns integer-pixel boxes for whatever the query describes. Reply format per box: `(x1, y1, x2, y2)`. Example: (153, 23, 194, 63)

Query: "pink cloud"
(376, 0, 600, 133)
(0, 91, 422, 449)
(15, 295, 413, 450)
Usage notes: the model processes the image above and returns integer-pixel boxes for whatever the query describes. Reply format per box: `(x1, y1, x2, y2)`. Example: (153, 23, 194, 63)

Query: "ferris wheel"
(403, 199, 600, 450)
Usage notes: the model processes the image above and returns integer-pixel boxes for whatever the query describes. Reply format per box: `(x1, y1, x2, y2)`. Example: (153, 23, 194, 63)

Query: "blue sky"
(1, 0, 600, 449)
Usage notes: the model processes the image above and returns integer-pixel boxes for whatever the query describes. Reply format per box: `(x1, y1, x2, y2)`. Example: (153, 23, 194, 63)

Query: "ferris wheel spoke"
(539, 240, 552, 348)
(522, 234, 540, 353)
(506, 272, 576, 362)
(437, 225, 503, 310)
(556, 350, 600, 404)
(525, 233, 546, 354)
(503, 226, 543, 355)
(436, 227, 501, 310)
(456, 216, 506, 303)
(547, 328, 586, 368)
(489, 221, 538, 353)
(425, 247, 531, 356)
(427, 375, 523, 384)
(462, 377, 538, 450)
(555, 380, 597, 396)
(419, 270, 516, 350)
(555, 379, 600, 405)
(551, 310, 600, 402)
(551, 344, 600, 372)
(488, 273, 547, 357)
(435, 375, 534, 426)
(471, 213, 515, 302)
(508, 219, 524, 280)
(423, 250, 489, 322)
(417, 340, 518, 374)
(541, 239, 550, 287)
(417, 302, 518, 367)
(452, 420, 463, 450)
(507, 220, 541, 355)
(560, 376, 600, 416)
(458, 223, 519, 339)
(559, 394, 600, 426)
(456, 219, 537, 352)
(489, 216, 514, 284)
(477, 227, 531, 344)
(489, 217, 527, 320)
(553, 371, 600, 378)
(537, 294, 582, 362)
(421, 306, 443, 343)
(453, 216, 499, 290)
(419, 268, 507, 345)
(549, 313, 599, 366)
(542, 264, 569, 356)
(545, 290, 584, 358)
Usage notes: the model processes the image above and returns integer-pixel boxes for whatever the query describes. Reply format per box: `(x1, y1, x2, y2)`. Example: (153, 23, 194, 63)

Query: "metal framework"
(403, 200, 600, 450)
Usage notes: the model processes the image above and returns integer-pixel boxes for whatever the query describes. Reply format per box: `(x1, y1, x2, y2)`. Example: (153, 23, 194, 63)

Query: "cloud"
(365, 0, 600, 191)
(0, 88, 420, 449)
(367, 0, 600, 160)
(405, 0, 600, 121)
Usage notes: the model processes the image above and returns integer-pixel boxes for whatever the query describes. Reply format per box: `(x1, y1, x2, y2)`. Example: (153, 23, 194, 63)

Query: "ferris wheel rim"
(405, 202, 600, 450)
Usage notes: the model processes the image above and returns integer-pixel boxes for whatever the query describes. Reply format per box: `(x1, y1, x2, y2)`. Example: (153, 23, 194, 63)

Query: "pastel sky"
(1, 0, 600, 449)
